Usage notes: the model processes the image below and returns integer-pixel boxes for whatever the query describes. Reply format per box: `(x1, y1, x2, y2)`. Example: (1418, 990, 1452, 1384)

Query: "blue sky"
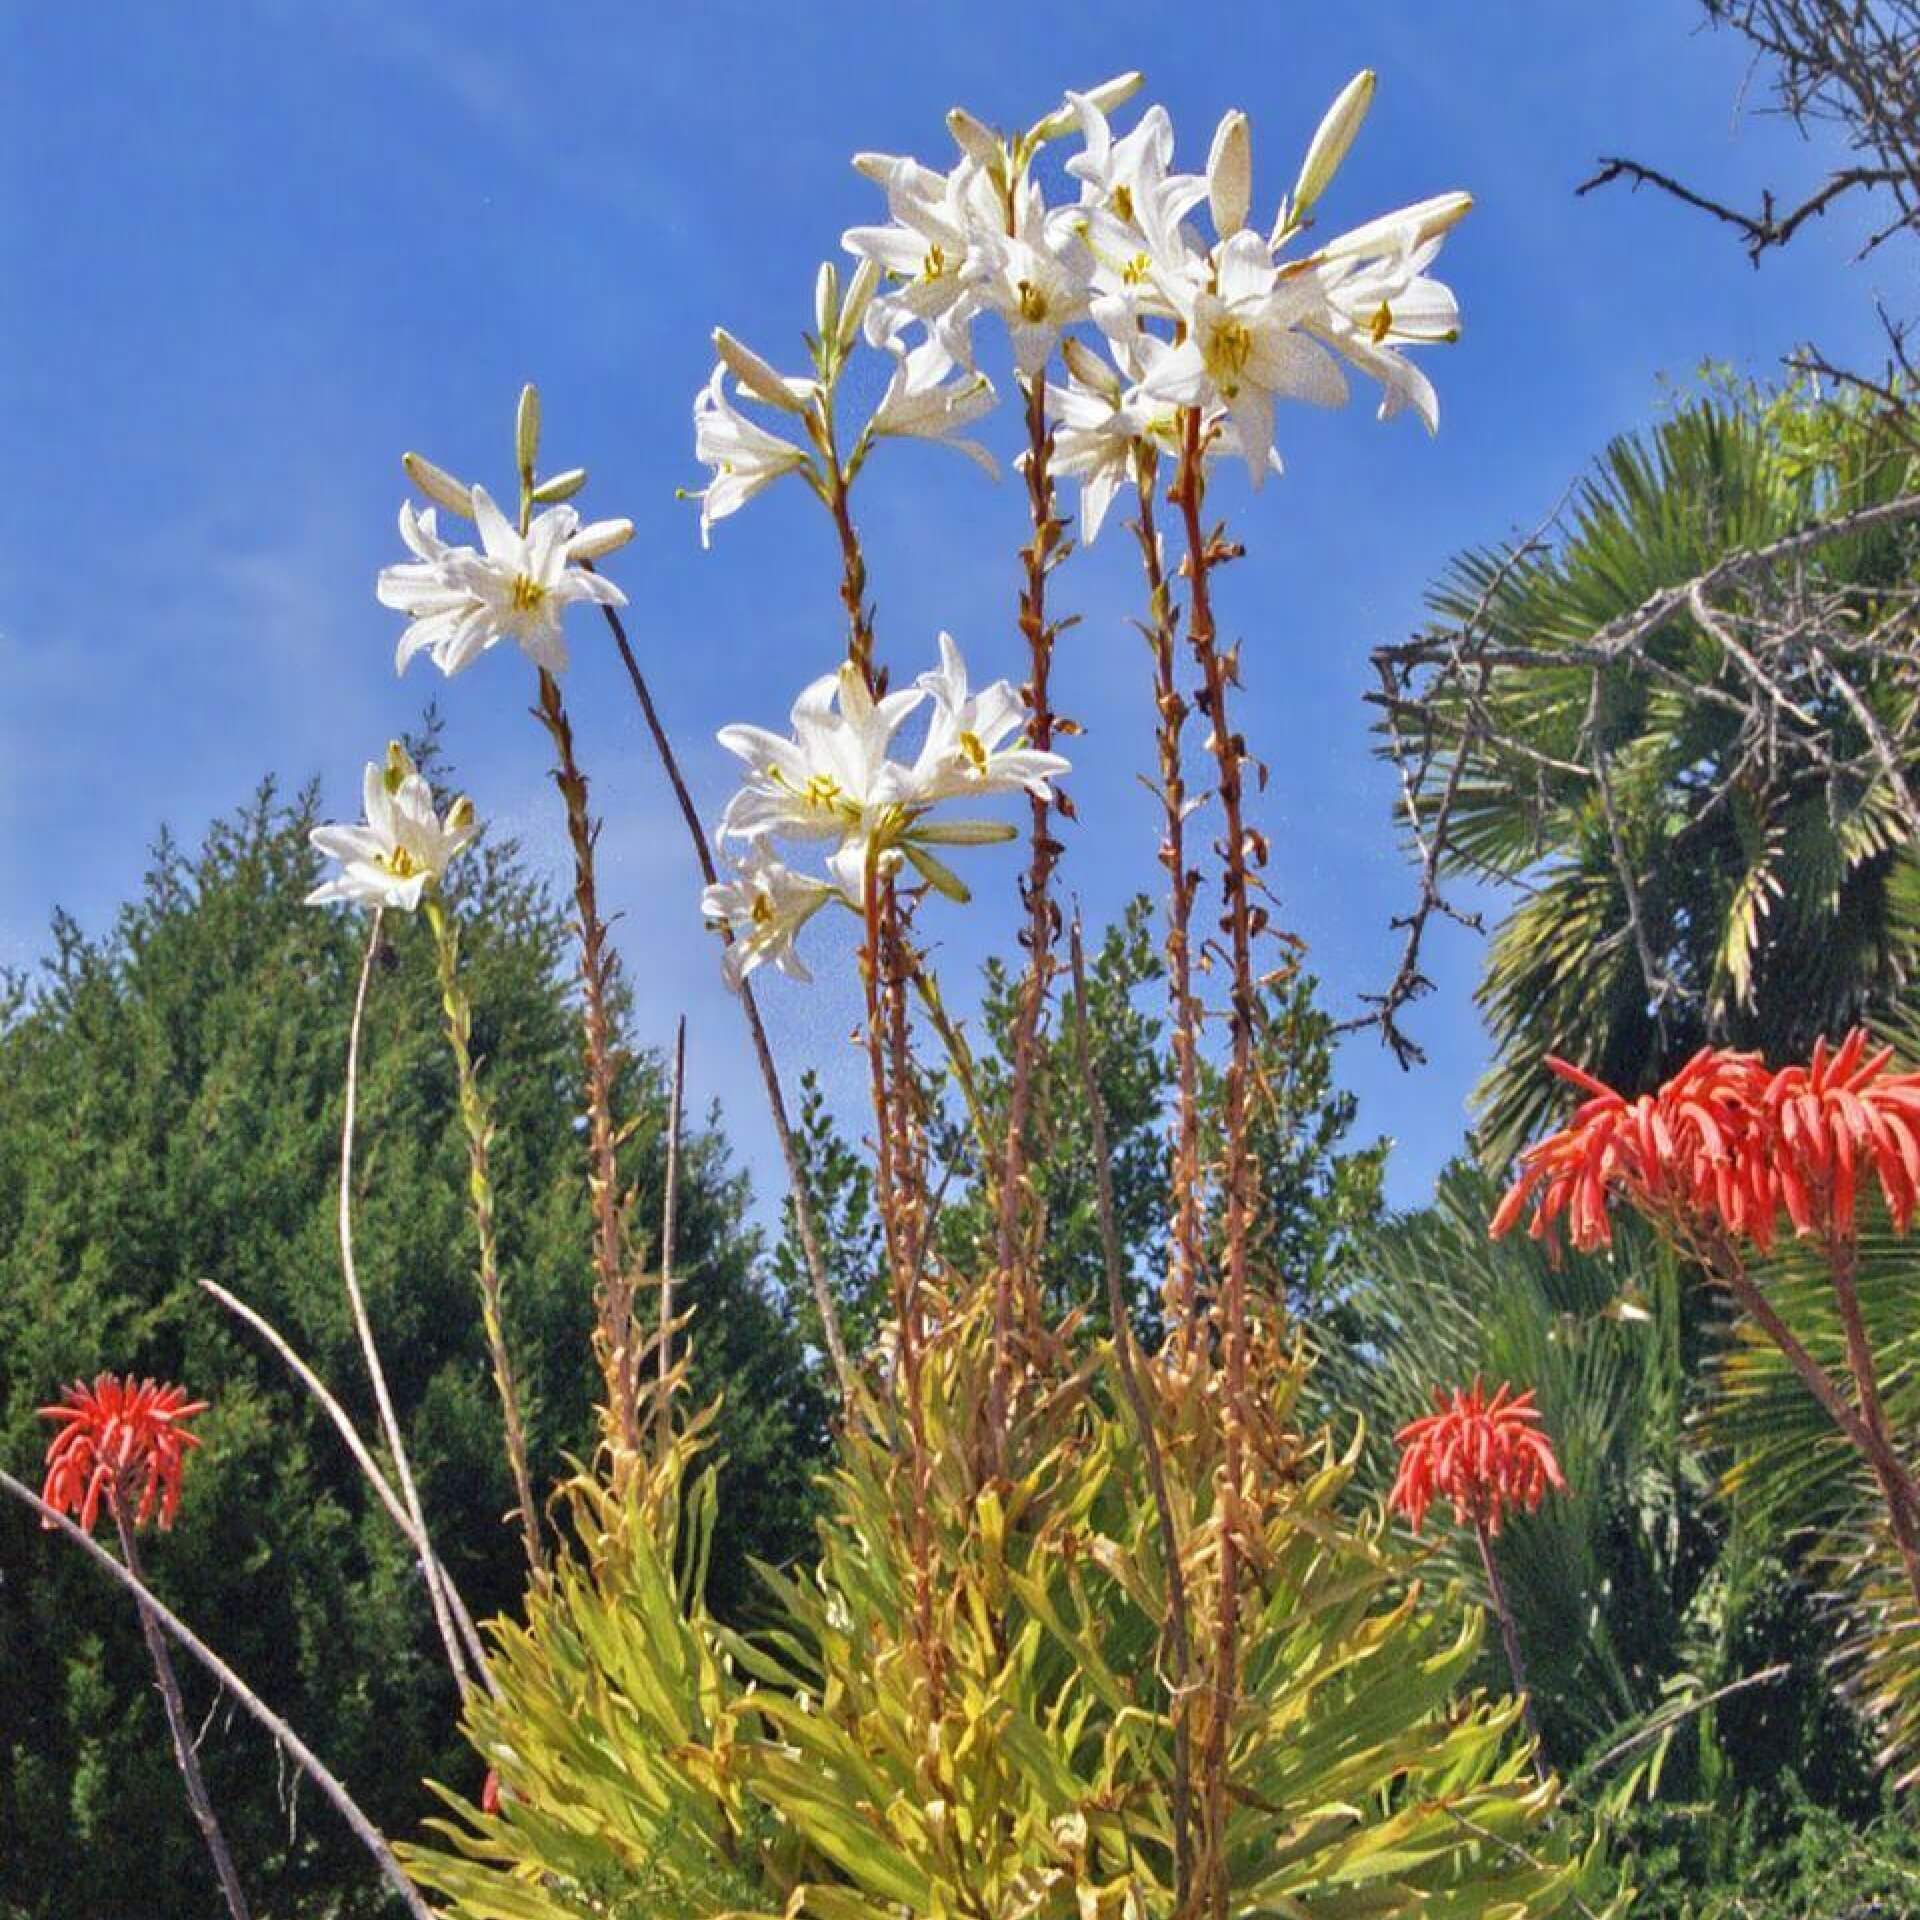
(0, 3, 1899, 1225)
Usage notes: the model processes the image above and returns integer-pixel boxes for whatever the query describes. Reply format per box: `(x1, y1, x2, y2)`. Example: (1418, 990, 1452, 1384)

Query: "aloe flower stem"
(1474, 1516, 1547, 1785)
(5, 1470, 434, 1920)
(425, 897, 546, 1581)
(114, 1506, 252, 1920)
(338, 910, 473, 1696)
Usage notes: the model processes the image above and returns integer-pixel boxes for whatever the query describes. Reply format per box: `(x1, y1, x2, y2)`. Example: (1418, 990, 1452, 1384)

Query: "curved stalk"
(4, 1470, 434, 1920)
(338, 911, 473, 1696)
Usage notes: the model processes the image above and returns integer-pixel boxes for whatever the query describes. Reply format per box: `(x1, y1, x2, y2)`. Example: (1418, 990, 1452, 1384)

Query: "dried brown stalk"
(1172, 404, 1259, 1918)
(532, 666, 640, 1460)
(988, 376, 1067, 1465)
(7, 1472, 435, 1920)
(1131, 446, 1206, 1341)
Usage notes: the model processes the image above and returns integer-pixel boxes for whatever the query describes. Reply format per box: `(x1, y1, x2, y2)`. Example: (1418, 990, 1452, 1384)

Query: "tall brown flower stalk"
(532, 664, 641, 1462)
(1173, 403, 1262, 1915)
(425, 896, 546, 1581)
(988, 375, 1067, 1465)
(1131, 445, 1205, 1347)
(654, 1014, 687, 1458)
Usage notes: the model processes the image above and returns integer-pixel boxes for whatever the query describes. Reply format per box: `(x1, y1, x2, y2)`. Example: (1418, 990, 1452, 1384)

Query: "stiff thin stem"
(338, 910, 473, 1697)
(588, 588, 855, 1402)
(656, 1014, 687, 1458)
(1474, 1515, 1548, 1786)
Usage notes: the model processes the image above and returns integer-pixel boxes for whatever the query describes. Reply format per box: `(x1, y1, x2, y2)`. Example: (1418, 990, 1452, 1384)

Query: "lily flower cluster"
(703, 633, 1068, 985)
(691, 68, 1468, 545)
(305, 742, 478, 913)
(1490, 1030, 1920, 1257)
(1389, 1379, 1565, 1539)
(40, 1374, 208, 1536)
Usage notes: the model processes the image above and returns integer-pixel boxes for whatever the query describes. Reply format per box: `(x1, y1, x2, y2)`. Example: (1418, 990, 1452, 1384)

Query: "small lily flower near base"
(866, 337, 998, 475)
(378, 486, 629, 677)
(911, 632, 1071, 801)
(702, 843, 838, 987)
(40, 1374, 208, 1535)
(691, 362, 820, 547)
(306, 744, 478, 913)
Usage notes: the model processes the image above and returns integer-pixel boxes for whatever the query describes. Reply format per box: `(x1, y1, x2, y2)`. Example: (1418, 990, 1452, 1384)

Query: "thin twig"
(2, 1469, 435, 1920)
(197, 1281, 493, 1688)
(587, 586, 855, 1403)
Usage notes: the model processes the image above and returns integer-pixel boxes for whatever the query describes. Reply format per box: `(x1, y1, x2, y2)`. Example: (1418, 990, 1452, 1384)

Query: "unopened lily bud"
(384, 740, 416, 792)
(1207, 110, 1251, 238)
(402, 451, 473, 518)
(445, 795, 476, 836)
(814, 262, 839, 343)
(838, 257, 879, 353)
(905, 843, 971, 903)
(713, 327, 806, 414)
(515, 384, 541, 477)
(946, 105, 1002, 172)
(1320, 189, 1472, 262)
(530, 466, 589, 504)
(567, 517, 634, 561)
(1293, 70, 1375, 217)
(1060, 335, 1122, 402)
(915, 818, 1018, 847)
(1030, 69, 1143, 142)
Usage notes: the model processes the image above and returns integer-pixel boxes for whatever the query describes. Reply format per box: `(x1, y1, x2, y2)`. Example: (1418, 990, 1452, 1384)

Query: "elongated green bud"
(402, 451, 473, 517)
(1294, 69, 1375, 217)
(531, 466, 589, 504)
(515, 383, 541, 477)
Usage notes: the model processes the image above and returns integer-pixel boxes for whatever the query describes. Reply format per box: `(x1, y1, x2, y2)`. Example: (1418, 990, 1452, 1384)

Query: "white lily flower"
(1206, 110, 1252, 240)
(1144, 230, 1347, 483)
(1291, 70, 1375, 220)
(962, 213, 1093, 379)
(843, 152, 998, 362)
(378, 490, 629, 679)
(1046, 345, 1153, 542)
(911, 632, 1071, 801)
(691, 364, 816, 547)
(716, 664, 926, 849)
(701, 842, 838, 987)
(306, 745, 477, 912)
(867, 338, 998, 475)
(1311, 217, 1467, 434)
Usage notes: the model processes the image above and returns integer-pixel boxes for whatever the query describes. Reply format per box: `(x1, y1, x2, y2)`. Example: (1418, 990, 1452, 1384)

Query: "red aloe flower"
(1490, 1046, 1774, 1255)
(1751, 1028, 1920, 1244)
(39, 1373, 208, 1536)
(1389, 1379, 1566, 1538)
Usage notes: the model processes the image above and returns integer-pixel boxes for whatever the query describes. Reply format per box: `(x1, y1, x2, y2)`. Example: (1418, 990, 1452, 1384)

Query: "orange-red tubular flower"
(1493, 1032, 1920, 1257)
(1389, 1379, 1567, 1538)
(1752, 1029, 1920, 1244)
(38, 1374, 207, 1536)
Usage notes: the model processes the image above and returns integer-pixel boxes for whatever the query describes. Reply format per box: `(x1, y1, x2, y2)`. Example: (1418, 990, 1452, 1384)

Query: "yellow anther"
(1370, 300, 1394, 344)
(959, 730, 989, 776)
(1015, 279, 1049, 324)
(509, 573, 547, 613)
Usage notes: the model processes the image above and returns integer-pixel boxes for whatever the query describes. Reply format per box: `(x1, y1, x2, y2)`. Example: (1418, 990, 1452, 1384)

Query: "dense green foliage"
(0, 775, 825, 1918)
(1411, 387, 1920, 1165)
